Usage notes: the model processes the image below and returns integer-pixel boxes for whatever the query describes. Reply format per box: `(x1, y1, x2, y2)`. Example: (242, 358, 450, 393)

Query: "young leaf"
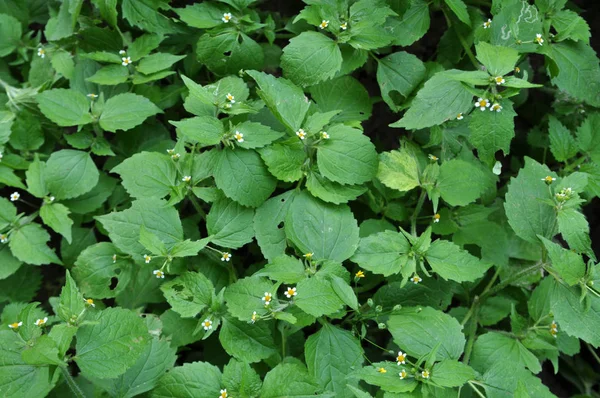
(261, 360, 321, 398)
(294, 277, 345, 317)
(219, 316, 277, 363)
(40, 203, 73, 243)
(475, 42, 520, 77)
(259, 138, 306, 182)
(557, 208, 593, 256)
(45, 149, 99, 200)
(207, 195, 255, 249)
(170, 116, 224, 146)
(539, 237, 585, 285)
(377, 149, 421, 192)
(425, 239, 490, 282)
(137, 53, 185, 75)
(99, 93, 162, 132)
(9, 223, 62, 265)
(57, 270, 85, 323)
(351, 230, 411, 276)
(37, 89, 93, 127)
(161, 272, 214, 318)
(112, 151, 177, 199)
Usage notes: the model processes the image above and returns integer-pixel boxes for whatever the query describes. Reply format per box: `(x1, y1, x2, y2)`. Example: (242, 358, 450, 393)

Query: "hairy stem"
(60, 366, 86, 398)
(411, 190, 427, 236)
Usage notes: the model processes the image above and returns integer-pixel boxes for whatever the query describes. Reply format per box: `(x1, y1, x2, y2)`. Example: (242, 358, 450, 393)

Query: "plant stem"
(442, 9, 479, 69)
(188, 195, 206, 220)
(60, 366, 86, 398)
(462, 300, 480, 365)
(480, 262, 544, 300)
(411, 190, 426, 236)
(586, 343, 600, 365)
(468, 381, 487, 398)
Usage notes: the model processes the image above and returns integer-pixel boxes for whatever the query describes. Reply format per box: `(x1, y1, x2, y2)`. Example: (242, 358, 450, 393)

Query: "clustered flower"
(555, 187, 573, 202)
(320, 131, 330, 139)
(550, 320, 558, 338)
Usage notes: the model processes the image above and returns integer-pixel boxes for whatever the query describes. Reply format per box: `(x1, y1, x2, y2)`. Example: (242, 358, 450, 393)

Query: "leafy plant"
(0, 0, 599, 397)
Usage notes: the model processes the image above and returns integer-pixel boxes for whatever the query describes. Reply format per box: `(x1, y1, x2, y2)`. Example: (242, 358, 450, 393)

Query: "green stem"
(281, 327, 287, 358)
(468, 381, 487, 398)
(462, 301, 480, 365)
(480, 262, 544, 300)
(60, 366, 86, 398)
(586, 343, 600, 365)
(188, 195, 206, 220)
(442, 9, 479, 69)
(411, 190, 427, 236)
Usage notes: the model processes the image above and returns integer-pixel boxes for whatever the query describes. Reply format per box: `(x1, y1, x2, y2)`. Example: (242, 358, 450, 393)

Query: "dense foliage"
(0, 0, 599, 396)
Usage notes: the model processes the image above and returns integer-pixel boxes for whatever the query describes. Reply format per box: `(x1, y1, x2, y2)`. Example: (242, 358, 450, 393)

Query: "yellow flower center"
(377, 367, 387, 373)
(433, 214, 440, 221)
(9, 322, 19, 329)
(397, 353, 405, 362)
(86, 299, 94, 305)
(355, 270, 365, 278)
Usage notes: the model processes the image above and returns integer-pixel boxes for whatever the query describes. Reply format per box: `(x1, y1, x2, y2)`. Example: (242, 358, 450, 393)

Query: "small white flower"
(251, 311, 258, 323)
(319, 20, 329, 29)
(8, 321, 22, 329)
(182, 175, 192, 182)
(83, 298, 95, 307)
(226, 93, 235, 103)
(474, 98, 491, 111)
(0, 152, 3, 162)
(119, 50, 126, 55)
(396, 351, 406, 365)
(411, 275, 422, 284)
(320, 131, 330, 139)
(284, 286, 297, 298)
(535, 33, 544, 46)
(224, 103, 232, 109)
(542, 176, 556, 184)
(202, 319, 213, 330)
(303, 252, 314, 259)
(399, 369, 407, 379)
(34, 317, 48, 327)
(0, 234, 7, 244)
(112, 254, 117, 263)
(37, 48, 46, 58)
(10, 192, 19, 202)
(153, 269, 165, 279)
(167, 149, 175, 155)
(222, 13, 232, 23)
(262, 292, 272, 305)
(49, 196, 55, 202)
(456, 113, 464, 120)
(121, 56, 132, 66)
(483, 18, 491, 29)
(144, 254, 152, 264)
(296, 129, 306, 140)
(220, 389, 228, 398)
(421, 369, 430, 379)
(340, 22, 348, 30)
(87, 93, 98, 99)
(433, 213, 441, 223)
(490, 103, 503, 112)
(171, 153, 181, 160)
(428, 154, 438, 161)
(221, 252, 232, 262)
(234, 131, 244, 143)
(495, 76, 505, 85)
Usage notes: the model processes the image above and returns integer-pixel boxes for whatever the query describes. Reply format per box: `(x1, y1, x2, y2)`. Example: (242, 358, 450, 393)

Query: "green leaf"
(557, 208, 593, 256)
(504, 157, 558, 244)
(207, 195, 255, 249)
(261, 360, 322, 398)
(169, 239, 208, 258)
(161, 271, 214, 318)
(0, 197, 17, 230)
(75, 307, 150, 379)
(73, 243, 132, 298)
(475, 42, 520, 76)
(25, 157, 48, 198)
(254, 191, 296, 261)
(548, 41, 600, 107)
(295, 277, 345, 317)
(552, 10, 590, 43)
(0, 14, 21, 57)
(21, 334, 64, 366)
(99, 93, 161, 132)
(482, 362, 554, 398)
(91, 0, 118, 28)
(103, 337, 177, 398)
(376, 51, 426, 112)
(86, 64, 129, 85)
(387, 0, 430, 47)
(121, 0, 179, 35)
(152, 361, 222, 398)
(197, 31, 263, 76)
(354, 361, 418, 393)
(175, 2, 226, 29)
(285, 191, 359, 262)
(305, 323, 364, 397)
(306, 171, 367, 204)
(0, 246, 21, 280)
(40, 203, 73, 243)
(351, 231, 410, 276)
(37, 89, 93, 127)
(259, 138, 306, 182)
(219, 316, 277, 363)
(222, 359, 262, 398)
(281, 31, 342, 87)
(549, 278, 600, 347)
(316, 125, 378, 185)
(246, 70, 310, 133)
(213, 148, 277, 208)
(425, 239, 489, 282)
(57, 270, 85, 323)
(431, 359, 476, 387)
(139, 225, 167, 255)
(112, 151, 177, 199)
(438, 159, 487, 206)
(9, 111, 44, 151)
(170, 116, 224, 147)
(234, 121, 285, 150)
(469, 101, 517, 165)
(96, 198, 183, 257)
(387, 307, 466, 360)
(309, 76, 372, 122)
(548, 116, 578, 162)
(224, 276, 275, 322)
(377, 148, 421, 192)
(9, 223, 62, 265)
(471, 332, 542, 374)
(137, 53, 185, 75)
(391, 70, 472, 130)
(0, 330, 54, 397)
(444, 0, 470, 25)
(45, 149, 99, 200)
(540, 237, 585, 285)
